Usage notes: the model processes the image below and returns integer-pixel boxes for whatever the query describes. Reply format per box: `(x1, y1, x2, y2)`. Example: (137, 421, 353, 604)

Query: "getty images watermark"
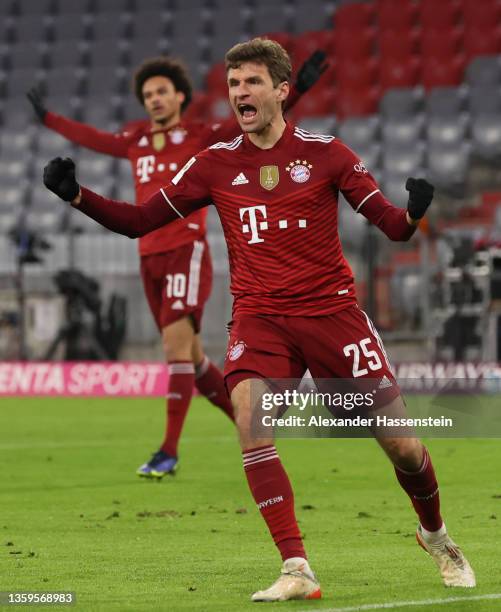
(249, 378, 501, 438)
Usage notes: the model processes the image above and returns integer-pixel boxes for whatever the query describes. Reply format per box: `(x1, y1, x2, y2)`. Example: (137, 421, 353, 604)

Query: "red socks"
(395, 447, 443, 532)
(195, 356, 234, 421)
(243, 445, 306, 561)
(160, 361, 195, 457)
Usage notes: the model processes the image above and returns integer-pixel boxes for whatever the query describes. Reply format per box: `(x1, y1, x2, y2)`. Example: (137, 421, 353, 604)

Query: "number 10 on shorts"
(166, 273, 186, 298)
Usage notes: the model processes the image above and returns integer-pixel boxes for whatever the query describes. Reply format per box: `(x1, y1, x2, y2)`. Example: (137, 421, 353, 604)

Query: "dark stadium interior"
(1, 0, 501, 361)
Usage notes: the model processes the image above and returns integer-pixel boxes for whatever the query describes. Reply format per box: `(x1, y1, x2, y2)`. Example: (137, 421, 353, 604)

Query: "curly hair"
(133, 56, 192, 112)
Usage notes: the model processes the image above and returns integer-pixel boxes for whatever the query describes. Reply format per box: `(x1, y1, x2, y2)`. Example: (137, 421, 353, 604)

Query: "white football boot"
(251, 557, 321, 602)
(416, 525, 476, 587)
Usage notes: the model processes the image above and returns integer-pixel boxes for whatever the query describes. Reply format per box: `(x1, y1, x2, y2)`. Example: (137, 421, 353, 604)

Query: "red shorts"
(140, 239, 212, 332)
(224, 305, 400, 409)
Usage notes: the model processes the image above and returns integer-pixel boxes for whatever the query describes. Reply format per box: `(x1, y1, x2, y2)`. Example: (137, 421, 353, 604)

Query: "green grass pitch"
(1, 396, 500, 611)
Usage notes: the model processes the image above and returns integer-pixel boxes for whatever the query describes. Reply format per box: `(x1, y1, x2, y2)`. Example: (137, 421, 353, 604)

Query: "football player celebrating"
(29, 50, 328, 479)
(43, 39, 475, 601)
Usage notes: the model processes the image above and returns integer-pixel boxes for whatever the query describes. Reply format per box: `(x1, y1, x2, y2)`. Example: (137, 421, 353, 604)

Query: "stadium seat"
(48, 40, 87, 69)
(293, 0, 336, 32)
(421, 27, 463, 60)
(378, 29, 420, 60)
(6, 67, 45, 96)
(333, 1, 376, 29)
(291, 86, 337, 119)
(421, 54, 466, 90)
(87, 39, 127, 68)
(338, 116, 380, 150)
(335, 85, 380, 119)
(381, 171, 412, 208)
(55, 0, 92, 13)
(461, 0, 501, 27)
(419, 0, 462, 27)
(332, 27, 376, 61)
(377, 0, 419, 30)
(463, 26, 501, 60)
(380, 87, 424, 118)
(45, 66, 86, 96)
(336, 57, 378, 89)
(91, 12, 130, 40)
(130, 10, 170, 41)
(469, 85, 501, 115)
(52, 13, 88, 41)
(465, 55, 501, 86)
(426, 86, 468, 116)
(382, 143, 425, 175)
(290, 30, 335, 69)
(471, 114, 501, 162)
(426, 114, 469, 147)
(381, 115, 424, 147)
(18, 0, 57, 15)
(14, 14, 50, 43)
(427, 142, 471, 193)
(379, 56, 421, 89)
(9, 41, 49, 70)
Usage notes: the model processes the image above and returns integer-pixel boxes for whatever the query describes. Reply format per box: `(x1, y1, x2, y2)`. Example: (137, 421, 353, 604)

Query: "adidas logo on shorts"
(378, 375, 393, 390)
(171, 299, 184, 310)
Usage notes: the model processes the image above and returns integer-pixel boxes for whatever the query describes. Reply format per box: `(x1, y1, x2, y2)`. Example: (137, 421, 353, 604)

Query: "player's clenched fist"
(43, 157, 80, 202)
(406, 177, 434, 220)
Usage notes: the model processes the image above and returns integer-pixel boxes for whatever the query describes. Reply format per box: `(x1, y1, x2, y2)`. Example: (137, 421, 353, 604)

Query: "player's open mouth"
(237, 104, 257, 121)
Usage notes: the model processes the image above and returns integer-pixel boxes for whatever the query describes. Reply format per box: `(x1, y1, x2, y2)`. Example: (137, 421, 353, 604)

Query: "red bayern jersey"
(159, 122, 413, 317)
(44, 112, 241, 255)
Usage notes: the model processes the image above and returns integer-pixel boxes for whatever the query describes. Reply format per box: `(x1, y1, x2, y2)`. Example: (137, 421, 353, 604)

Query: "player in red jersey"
(29, 52, 327, 478)
(43, 39, 475, 602)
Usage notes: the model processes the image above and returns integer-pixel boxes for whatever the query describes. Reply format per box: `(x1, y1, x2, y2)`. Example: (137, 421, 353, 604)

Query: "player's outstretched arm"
(27, 85, 129, 158)
(43, 157, 188, 238)
(285, 50, 329, 111)
(360, 177, 434, 241)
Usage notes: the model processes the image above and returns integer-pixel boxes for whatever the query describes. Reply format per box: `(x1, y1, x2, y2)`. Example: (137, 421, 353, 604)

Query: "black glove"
(295, 50, 329, 93)
(406, 177, 434, 220)
(26, 86, 47, 122)
(43, 157, 80, 202)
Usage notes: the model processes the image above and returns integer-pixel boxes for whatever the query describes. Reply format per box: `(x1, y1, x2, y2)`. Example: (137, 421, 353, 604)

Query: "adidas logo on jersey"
(138, 136, 148, 147)
(171, 299, 184, 310)
(378, 375, 393, 389)
(232, 172, 249, 186)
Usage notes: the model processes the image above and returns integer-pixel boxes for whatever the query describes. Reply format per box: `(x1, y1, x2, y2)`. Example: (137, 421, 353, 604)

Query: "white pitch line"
(300, 593, 501, 612)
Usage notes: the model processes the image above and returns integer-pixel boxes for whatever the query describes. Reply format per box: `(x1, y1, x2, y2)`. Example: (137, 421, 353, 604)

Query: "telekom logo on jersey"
(240, 206, 307, 244)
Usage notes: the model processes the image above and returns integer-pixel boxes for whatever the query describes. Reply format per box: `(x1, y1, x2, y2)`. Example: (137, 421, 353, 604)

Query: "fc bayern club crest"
(169, 128, 187, 144)
(286, 159, 313, 183)
(228, 341, 246, 362)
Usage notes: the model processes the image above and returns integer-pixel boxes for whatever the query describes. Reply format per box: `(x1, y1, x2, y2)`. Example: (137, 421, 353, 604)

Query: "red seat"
(333, 26, 376, 60)
(335, 85, 380, 120)
(420, 0, 462, 27)
(377, 0, 419, 30)
(261, 32, 294, 53)
(463, 25, 501, 60)
(378, 28, 420, 60)
(421, 54, 466, 90)
(291, 30, 336, 68)
(183, 92, 211, 122)
(334, 1, 376, 29)
(205, 63, 227, 94)
(421, 27, 464, 60)
(289, 87, 337, 119)
(335, 57, 378, 89)
(462, 0, 501, 27)
(379, 56, 421, 89)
